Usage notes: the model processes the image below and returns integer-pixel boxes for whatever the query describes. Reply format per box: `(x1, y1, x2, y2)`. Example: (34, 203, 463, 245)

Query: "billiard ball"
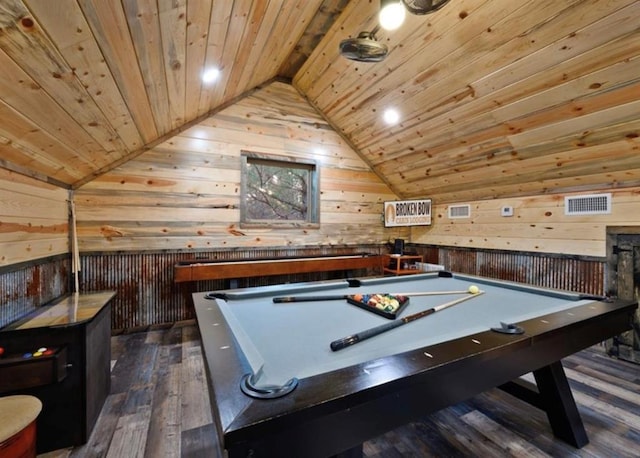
(468, 285, 480, 294)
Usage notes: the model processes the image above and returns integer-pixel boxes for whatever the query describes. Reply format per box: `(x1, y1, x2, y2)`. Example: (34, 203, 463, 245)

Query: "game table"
(0, 291, 115, 453)
(193, 272, 637, 458)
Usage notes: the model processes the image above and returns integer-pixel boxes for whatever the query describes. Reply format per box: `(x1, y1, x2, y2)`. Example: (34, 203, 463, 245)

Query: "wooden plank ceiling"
(0, 0, 638, 204)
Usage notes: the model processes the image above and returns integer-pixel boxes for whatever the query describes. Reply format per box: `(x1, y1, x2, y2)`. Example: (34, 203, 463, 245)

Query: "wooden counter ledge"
(2, 291, 116, 331)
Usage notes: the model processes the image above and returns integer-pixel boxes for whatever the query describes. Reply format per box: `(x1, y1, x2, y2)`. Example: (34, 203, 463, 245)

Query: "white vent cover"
(448, 204, 470, 219)
(565, 193, 611, 215)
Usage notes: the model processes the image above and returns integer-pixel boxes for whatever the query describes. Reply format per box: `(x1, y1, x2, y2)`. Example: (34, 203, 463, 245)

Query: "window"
(240, 152, 319, 228)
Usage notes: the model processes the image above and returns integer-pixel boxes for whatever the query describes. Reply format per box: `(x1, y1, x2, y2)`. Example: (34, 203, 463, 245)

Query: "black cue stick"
(274, 294, 349, 303)
(273, 289, 473, 303)
(330, 291, 484, 351)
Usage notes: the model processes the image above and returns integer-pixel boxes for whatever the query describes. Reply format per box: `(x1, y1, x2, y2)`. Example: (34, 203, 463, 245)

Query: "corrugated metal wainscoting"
(80, 246, 384, 331)
(1, 247, 608, 333)
(0, 256, 71, 328)
(414, 245, 606, 296)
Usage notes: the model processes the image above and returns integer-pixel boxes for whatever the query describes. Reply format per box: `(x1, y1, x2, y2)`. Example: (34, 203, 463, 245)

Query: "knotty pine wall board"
(74, 81, 406, 252)
(0, 168, 69, 266)
(412, 188, 640, 257)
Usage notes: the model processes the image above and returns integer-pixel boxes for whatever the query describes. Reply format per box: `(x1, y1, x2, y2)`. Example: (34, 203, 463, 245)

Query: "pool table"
(193, 272, 637, 458)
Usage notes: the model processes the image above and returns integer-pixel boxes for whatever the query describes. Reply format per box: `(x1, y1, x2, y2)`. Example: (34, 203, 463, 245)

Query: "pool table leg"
(500, 361, 588, 448)
(532, 361, 589, 448)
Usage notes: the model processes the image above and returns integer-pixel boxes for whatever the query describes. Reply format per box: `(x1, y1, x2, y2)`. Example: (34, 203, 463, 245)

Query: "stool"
(0, 395, 42, 458)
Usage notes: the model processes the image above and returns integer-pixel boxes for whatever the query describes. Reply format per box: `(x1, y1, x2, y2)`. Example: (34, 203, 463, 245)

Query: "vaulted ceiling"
(1, 0, 639, 204)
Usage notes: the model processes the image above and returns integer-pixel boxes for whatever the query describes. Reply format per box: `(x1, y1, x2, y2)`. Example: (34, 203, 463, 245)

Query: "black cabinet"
(0, 291, 115, 453)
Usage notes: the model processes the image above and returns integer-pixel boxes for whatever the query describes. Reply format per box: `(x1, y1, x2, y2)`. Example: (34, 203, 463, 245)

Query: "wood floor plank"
(132, 343, 161, 387)
(39, 326, 640, 458)
(566, 351, 640, 384)
(428, 408, 509, 457)
(460, 410, 551, 457)
(110, 333, 151, 393)
(144, 329, 165, 345)
(180, 423, 220, 458)
(181, 324, 202, 348)
(465, 388, 552, 445)
(566, 365, 640, 403)
(180, 345, 213, 431)
(467, 386, 598, 457)
(573, 390, 640, 432)
(144, 347, 182, 458)
(581, 423, 640, 458)
(69, 393, 127, 458)
(105, 408, 152, 458)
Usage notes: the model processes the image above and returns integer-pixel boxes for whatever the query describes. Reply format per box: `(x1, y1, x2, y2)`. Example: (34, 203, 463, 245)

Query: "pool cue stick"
(274, 294, 353, 303)
(70, 198, 80, 293)
(273, 290, 473, 303)
(330, 291, 485, 351)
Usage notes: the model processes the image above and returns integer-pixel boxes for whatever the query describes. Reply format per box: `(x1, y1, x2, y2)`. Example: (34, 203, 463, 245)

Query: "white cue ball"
(468, 285, 480, 294)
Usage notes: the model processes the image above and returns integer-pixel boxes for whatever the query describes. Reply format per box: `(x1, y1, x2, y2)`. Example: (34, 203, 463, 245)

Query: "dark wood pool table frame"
(194, 282, 637, 458)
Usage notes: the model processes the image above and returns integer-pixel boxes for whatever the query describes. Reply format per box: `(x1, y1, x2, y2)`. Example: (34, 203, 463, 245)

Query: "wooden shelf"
(382, 254, 423, 276)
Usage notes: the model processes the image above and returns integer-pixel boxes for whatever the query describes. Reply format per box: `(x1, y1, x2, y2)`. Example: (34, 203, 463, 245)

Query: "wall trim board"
(0, 253, 70, 276)
(408, 243, 606, 263)
(77, 243, 387, 258)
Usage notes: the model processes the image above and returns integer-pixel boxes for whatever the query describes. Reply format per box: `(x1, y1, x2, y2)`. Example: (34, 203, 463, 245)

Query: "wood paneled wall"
(0, 169, 69, 266)
(74, 81, 407, 252)
(412, 188, 640, 257)
(0, 170, 69, 327)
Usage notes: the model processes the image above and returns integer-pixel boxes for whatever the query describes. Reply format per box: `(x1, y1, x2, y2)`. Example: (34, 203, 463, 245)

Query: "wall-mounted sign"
(384, 199, 432, 227)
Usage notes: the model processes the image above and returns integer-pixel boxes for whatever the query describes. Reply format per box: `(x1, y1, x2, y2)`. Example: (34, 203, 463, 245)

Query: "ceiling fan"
(338, 0, 452, 62)
(339, 26, 388, 63)
(402, 0, 451, 15)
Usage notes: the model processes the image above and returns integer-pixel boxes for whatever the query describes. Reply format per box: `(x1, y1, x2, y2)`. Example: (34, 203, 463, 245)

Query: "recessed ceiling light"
(383, 108, 400, 125)
(379, 0, 406, 31)
(202, 67, 220, 83)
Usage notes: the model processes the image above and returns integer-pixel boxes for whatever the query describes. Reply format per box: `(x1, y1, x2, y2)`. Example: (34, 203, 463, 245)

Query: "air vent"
(448, 204, 470, 219)
(565, 193, 611, 215)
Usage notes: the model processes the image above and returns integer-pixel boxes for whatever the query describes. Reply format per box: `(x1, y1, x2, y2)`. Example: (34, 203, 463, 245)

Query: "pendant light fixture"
(379, 0, 406, 31)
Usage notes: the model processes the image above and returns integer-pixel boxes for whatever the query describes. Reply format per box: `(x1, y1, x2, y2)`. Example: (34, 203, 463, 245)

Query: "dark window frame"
(240, 151, 320, 229)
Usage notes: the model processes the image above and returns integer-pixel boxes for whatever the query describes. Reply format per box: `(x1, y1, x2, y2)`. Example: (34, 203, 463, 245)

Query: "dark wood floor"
(40, 322, 640, 458)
